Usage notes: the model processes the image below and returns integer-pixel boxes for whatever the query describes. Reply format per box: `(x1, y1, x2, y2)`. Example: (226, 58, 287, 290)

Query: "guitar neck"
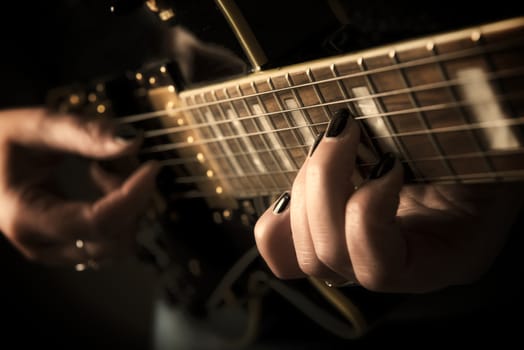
(136, 17, 524, 203)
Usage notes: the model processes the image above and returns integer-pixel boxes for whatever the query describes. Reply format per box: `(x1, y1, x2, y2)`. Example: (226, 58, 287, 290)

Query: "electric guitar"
(48, 1, 524, 345)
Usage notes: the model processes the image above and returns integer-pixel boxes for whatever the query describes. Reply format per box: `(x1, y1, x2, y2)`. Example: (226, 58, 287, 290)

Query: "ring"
(74, 239, 99, 271)
(324, 279, 359, 288)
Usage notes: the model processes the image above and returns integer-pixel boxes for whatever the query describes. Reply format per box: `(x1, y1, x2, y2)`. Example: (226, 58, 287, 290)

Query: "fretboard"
(135, 17, 524, 203)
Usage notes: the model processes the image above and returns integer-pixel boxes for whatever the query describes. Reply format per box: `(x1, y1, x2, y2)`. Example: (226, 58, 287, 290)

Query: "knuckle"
(297, 254, 324, 277)
(354, 267, 391, 292)
(306, 160, 330, 184)
(316, 245, 342, 271)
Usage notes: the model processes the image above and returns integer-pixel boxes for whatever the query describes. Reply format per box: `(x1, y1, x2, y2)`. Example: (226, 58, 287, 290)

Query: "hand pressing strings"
(255, 108, 524, 293)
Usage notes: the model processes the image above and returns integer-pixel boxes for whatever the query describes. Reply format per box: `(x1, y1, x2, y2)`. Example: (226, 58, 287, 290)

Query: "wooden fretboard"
(134, 17, 524, 203)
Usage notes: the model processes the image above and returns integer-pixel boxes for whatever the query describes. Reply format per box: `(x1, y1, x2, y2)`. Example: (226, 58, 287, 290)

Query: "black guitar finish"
(34, 0, 524, 347)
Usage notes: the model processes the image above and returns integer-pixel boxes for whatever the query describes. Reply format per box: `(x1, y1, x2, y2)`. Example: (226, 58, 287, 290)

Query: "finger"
(7, 160, 160, 243)
(90, 160, 161, 239)
(254, 192, 304, 279)
(90, 161, 125, 194)
(306, 109, 360, 279)
(4, 107, 142, 159)
(346, 154, 410, 292)
(290, 157, 342, 282)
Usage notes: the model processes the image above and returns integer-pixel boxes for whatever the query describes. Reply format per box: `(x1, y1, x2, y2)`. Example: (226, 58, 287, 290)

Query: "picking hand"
(0, 107, 159, 268)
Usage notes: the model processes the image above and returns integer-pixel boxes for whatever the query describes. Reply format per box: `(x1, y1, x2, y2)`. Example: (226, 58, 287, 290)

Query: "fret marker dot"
(135, 73, 143, 81)
(97, 104, 106, 114)
(426, 42, 434, 51)
(75, 263, 87, 272)
(177, 118, 185, 125)
(149, 77, 157, 85)
(216, 186, 223, 194)
(88, 93, 97, 102)
(168, 85, 175, 93)
(160, 66, 167, 74)
(471, 31, 481, 42)
(166, 101, 176, 116)
(206, 170, 214, 178)
(75, 240, 84, 249)
(69, 94, 80, 105)
(187, 136, 194, 143)
(388, 50, 396, 59)
(196, 153, 205, 162)
(223, 210, 231, 219)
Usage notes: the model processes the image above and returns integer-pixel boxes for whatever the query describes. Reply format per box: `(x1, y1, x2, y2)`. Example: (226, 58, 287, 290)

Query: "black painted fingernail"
(115, 124, 139, 142)
(273, 192, 291, 214)
(368, 152, 396, 179)
(308, 131, 325, 157)
(325, 108, 350, 137)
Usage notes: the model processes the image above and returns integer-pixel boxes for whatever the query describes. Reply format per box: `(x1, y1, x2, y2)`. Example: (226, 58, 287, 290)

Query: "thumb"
(4, 107, 141, 159)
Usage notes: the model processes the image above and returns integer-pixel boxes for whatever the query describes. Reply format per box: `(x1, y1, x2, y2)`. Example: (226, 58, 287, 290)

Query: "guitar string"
(152, 117, 524, 191)
(158, 145, 524, 170)
(139, 95, 524, 154)
(172, 157, 524, 184)
(140, 75, 524, 140)
(115, 38, 524, 125)
(162, 169, 524, 200)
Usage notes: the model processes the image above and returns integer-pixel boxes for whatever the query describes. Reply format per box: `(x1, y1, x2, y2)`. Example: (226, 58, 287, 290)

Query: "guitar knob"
(107, 0, 146, 15)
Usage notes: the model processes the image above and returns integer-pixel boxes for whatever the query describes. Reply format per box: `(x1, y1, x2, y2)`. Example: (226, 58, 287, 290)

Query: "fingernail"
(273, 192, 291, 214)
(368, 152, 396, 179)
(115, 124, 140, 142)
(325, 108, 350, 137)
(308, 131, 324, 157)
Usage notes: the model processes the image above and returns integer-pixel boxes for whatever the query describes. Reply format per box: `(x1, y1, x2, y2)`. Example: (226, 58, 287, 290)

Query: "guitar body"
(38, 1, 524, 347)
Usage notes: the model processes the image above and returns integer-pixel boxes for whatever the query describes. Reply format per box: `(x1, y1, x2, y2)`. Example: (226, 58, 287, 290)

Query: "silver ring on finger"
(74, 239, 99, 271)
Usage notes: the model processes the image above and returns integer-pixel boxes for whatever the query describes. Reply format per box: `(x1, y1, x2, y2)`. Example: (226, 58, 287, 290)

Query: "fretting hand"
(254, 110, 524, 293)
(0, 107, 159, 268)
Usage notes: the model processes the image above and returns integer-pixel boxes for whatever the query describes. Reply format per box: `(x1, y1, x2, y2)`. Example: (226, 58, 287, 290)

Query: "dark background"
(1, 1, 523, 349)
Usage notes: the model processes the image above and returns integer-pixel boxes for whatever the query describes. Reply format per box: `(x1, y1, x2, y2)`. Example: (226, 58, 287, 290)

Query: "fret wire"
(143, 68, 524, 138)
(357, 56, 423, 180)
(250, 81, 300, 171)
(140, 98, 524, 154)
(172, 167, 524, 188)
(209, 90, 265, 193)
(267, 77, 310, 157)
(390, 50, 458, 182)
(158, 142, 524, 171)
(117, 39, 524, 125)
(234, 84, 292, 188)
(284, 72, 320, 138)
(223, 86, 282, 191)
(430, 41, 498, 180)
